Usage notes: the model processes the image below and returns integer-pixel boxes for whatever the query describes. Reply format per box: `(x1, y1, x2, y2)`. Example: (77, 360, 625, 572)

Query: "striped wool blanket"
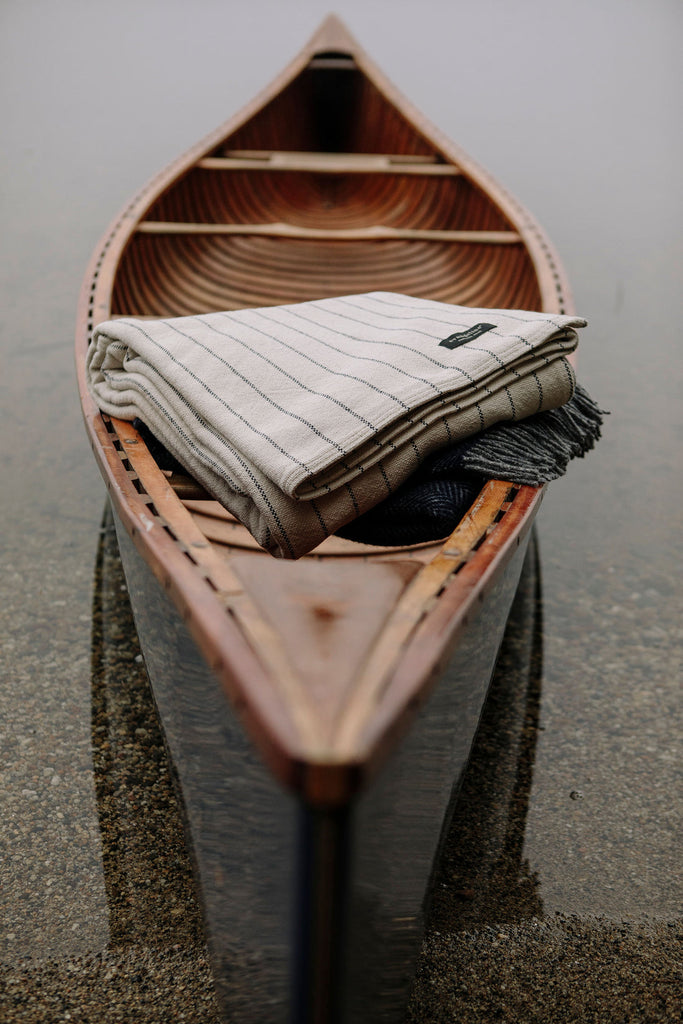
(87, 292, 585, 558)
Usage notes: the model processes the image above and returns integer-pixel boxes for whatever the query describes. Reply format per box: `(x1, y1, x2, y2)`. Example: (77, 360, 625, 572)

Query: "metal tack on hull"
(76, 13, 572, 1023)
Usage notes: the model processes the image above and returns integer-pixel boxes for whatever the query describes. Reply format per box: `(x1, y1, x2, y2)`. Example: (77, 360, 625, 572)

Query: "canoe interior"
(110, 57, 542, 316)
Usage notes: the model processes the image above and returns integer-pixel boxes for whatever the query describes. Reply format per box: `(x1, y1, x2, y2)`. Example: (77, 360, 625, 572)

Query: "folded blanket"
(87, 292, 585, 558)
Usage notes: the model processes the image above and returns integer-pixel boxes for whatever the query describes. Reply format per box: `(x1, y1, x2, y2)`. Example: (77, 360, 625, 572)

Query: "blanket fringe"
(455, 383, 607, 487)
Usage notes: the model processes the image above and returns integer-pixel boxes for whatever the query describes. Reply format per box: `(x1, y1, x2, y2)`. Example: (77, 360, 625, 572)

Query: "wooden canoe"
(75, 15, 573, 1023)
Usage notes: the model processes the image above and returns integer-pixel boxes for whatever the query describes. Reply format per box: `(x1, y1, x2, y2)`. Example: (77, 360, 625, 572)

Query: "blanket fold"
(87, 291, 586, 559)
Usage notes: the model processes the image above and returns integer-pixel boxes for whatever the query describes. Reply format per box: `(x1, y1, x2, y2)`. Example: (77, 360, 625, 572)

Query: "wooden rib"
(137, 221, 521, 244)
(112, 235, 539, 316)
(152, 162, 505, 233)
(198, 151, 460, 175)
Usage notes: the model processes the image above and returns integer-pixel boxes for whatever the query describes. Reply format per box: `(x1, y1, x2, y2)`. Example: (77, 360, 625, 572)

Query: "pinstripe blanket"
(87, 292, 585, 558)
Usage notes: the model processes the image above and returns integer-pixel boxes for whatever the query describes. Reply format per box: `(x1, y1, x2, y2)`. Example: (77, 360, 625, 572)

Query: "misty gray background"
(1, 0, 680, 962)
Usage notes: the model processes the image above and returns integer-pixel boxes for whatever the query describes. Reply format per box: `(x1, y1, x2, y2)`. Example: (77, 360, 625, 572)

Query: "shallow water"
(1, 0, 681, 1016)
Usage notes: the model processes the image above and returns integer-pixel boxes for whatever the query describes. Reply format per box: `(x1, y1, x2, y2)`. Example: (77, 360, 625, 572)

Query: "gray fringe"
(455, 383, 607, 486)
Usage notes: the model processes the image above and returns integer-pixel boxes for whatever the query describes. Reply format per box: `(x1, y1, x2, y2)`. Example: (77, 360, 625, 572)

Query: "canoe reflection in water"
(91, 504, 544, 1021)
(90, 507, 205, 951)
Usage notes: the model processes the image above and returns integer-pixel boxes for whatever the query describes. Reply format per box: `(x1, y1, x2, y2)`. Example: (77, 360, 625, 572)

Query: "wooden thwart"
(137, 221, 521, 244)
(198, 150, 460, 175)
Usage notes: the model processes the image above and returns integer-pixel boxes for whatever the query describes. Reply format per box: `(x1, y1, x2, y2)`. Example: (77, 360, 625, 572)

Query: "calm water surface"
(1, 0, 680, 974)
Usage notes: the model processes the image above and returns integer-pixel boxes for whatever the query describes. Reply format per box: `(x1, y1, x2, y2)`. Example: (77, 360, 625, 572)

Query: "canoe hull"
(112, 502, 532, 1022)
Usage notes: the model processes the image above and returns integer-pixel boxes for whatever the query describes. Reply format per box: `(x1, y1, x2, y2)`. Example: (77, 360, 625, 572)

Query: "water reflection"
(426, 530, 545, 931)
(90, 506, 205, 949)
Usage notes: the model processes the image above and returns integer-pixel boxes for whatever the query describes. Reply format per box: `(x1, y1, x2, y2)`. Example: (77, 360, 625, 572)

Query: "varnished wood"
(332, 480, 516, 758)
(223, 149, 445, 164)
(137, 221, 520, 243)
(198, 150, 460, 174)
(111, 417, 244, 597)
(76, 14, 570, 804)
(231, 557, 416, 747)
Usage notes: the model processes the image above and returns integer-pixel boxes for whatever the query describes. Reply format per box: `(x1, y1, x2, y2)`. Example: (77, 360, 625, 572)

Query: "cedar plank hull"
(76, 14, 573, 1022)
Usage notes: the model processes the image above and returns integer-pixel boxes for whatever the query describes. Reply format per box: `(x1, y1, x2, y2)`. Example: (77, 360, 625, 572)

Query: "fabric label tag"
(439, 322, 497, 349)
